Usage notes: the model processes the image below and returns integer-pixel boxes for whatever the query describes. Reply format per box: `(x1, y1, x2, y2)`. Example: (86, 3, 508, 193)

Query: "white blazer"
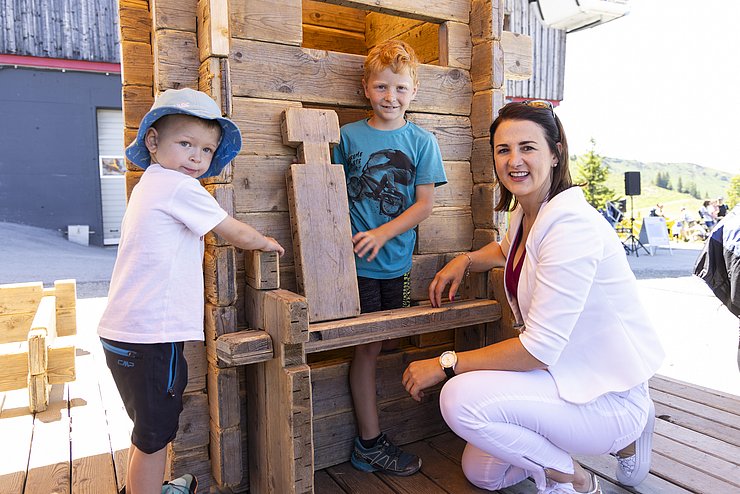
(500, 187, 665, 404)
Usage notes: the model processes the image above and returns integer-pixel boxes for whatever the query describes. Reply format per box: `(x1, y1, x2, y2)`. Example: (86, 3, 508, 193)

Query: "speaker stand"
(622, 196, 649, 256)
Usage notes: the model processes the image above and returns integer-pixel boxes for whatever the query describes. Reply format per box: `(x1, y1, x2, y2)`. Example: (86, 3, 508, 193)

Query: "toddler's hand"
(352, 229, 387, 262)
(262, 236, 285, 256)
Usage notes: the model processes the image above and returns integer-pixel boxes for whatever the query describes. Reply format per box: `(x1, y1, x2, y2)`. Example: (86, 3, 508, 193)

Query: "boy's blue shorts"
(100, 337, 188, 454)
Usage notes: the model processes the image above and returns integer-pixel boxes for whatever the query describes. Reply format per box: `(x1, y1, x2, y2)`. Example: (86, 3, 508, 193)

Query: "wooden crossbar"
(305, 298, 501, 353)
(215, 329, 274, 367)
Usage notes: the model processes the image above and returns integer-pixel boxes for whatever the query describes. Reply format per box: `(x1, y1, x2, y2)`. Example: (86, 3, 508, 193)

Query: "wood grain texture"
(287, 164, 360, 322)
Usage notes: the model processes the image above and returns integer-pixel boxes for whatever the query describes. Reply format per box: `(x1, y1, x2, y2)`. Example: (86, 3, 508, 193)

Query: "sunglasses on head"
(518, 99, 555, 115)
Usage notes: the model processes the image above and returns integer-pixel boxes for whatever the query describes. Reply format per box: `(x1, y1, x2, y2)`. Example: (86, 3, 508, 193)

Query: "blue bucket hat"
(125, 88, 242, 178)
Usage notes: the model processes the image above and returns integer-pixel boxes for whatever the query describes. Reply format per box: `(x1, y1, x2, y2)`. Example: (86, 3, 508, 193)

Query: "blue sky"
(555, 0, 740, 176)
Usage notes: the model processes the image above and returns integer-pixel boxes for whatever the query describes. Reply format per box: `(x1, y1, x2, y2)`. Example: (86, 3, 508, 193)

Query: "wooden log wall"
(119, 0, 527, 491)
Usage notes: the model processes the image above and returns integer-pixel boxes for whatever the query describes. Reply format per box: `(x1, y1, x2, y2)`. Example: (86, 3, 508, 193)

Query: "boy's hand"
(261, 236, 285, 256)
(352, 228, 387, 262)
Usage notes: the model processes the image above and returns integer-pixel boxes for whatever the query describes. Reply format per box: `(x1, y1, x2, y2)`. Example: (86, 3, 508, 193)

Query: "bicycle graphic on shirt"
(347, 149, 416, 218)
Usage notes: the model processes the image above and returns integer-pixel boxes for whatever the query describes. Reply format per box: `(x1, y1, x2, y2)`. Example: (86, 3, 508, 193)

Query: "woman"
(402, 102, 665, 493)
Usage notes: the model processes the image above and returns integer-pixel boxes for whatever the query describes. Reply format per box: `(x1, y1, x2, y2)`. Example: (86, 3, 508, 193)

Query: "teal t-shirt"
(332, 119, 447, 279)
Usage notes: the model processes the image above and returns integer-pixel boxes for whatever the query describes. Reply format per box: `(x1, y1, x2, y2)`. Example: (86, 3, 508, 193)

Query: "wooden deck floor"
(1, 327, 737, 494)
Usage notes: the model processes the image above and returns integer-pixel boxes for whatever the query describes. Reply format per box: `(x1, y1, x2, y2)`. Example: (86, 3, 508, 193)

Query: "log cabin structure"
(119, 0, 534, 491)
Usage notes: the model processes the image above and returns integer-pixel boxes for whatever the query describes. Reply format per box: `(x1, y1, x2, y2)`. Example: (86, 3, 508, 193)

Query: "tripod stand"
(622, 196, 649, 256)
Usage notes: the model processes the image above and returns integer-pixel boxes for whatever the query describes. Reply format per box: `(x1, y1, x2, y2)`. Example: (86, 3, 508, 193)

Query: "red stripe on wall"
(0, 54, 121, 74)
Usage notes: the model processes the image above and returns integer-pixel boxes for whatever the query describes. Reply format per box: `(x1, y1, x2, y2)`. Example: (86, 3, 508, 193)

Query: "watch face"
(440, 352, 456, 367)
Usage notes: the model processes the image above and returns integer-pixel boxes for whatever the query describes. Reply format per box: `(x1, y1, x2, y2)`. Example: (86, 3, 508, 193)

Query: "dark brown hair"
(489, 102, 572, 212)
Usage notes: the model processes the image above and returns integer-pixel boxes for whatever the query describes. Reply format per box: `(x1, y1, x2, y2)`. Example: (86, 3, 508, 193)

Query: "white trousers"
(439, 369, 651, 492)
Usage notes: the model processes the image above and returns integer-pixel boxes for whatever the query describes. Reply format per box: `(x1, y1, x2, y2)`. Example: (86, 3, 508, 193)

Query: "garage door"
(97, 109, 126, 245)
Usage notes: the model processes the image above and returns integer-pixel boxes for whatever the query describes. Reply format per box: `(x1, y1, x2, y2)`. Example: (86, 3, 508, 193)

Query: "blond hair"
(364, 40, 419, 85)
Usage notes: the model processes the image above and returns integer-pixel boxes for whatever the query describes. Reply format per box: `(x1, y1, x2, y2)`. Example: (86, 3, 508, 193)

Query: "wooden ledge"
(306, 299, 501, 354)
(216, 329, 273, 367)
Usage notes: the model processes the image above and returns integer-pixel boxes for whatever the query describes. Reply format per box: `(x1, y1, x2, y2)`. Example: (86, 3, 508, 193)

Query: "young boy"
(332, 40, 447, 476)
(98, 88, 283, 494)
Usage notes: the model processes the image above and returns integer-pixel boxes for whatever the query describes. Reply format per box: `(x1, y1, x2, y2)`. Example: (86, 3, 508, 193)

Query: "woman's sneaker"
(351, 433, 422, 476)
(616, 399, 656, 486)
(162, 473, 198, 494)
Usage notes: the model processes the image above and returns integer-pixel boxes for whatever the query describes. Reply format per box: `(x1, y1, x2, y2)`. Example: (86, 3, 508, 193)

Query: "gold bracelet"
(462, 253, 473, 278)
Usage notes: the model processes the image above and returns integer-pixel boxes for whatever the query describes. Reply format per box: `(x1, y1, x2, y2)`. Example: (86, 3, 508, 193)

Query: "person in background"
(699, 200, 716, 229)
(402, 101, 665, 494)
(717, 197, 729, 218)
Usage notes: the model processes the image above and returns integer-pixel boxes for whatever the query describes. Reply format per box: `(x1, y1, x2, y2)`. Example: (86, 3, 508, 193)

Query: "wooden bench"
(0, 280, 77, 413)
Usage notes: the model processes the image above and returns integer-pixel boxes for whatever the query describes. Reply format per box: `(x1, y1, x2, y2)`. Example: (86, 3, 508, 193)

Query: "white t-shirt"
(98, 164, 228, 343)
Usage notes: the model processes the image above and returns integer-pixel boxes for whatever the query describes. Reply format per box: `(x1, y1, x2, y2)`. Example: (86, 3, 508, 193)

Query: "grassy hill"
(582, 156, 735, 221)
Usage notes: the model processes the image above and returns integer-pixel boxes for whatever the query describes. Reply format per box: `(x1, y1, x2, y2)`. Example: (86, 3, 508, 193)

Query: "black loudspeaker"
(624, 171, 641, 196)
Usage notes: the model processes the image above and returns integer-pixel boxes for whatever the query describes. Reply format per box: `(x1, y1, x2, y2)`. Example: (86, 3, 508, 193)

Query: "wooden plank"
(501, 31, 533, 81)
(416, 206, 474, 254)
(472, 183, 496, 229)
(471, 40, 504, 92)
(303, 24, 367, 56)
(121, 41, 153, 87)
(171, 392, 210, 452)
(69, 350, 118, 494)
(234, 212, 294, 266)
(0, 312, 35, 344)
(575, 453, 692, 494)
(281, 107, 341, 165)
(388, 22, 440, 65)
(199, 57, 230, 116)
(229, 0, 302, 45)
(489, 267, 517, 342)
(473, 228, 498, 250)
(0, 389, 34, 494)
(184, 341, 207, 394)
(245, 250, 280, 290)
(230, 39, 472, 116)
(209, 422, 242, 486)
(405, 113, 472, 162)
(328, 0, 470, 23)
(0, 336, 75, 392)
(287, 164, 360, 323)
(402, 439, 491, 493)
(25, 385, 71, 494)
(471, 136, 494, 183)
(152, 0, 197, 32)
(153, 29, 199, 91)
(204, 184, 234, 247)
(304, 0, 367, 32)
(650, 375, 740, 415)
(166, 444, 214, 492)
(197, 0, 230, 61)
(652, 432, 739, 490)
(326, 461, 396, 492)
(215, 329, 274, 366)
(651, 388, 740, 441)
(439, 21, 472, 70)
(365, 12, 424, 49)
(470, 88, 505, 138)
(314, 469, 346, 494)
(409, 253, 448, 302)
(231, 97, 303, 156)
(307, 299, 500, 353)
(122, 85, 154, 130)
(435, 161, 472, 208)
(470, 0, 503, 45)
(651, 449, 736, 493)
(204, 245, 237, 306)
(0, 281, 43, 315)
(654, 396, 740, 447)
(311, 344, 447, 418)
(654, 415, 740, 465)
(232, 155, 294, 212)
(207, 364, 241, 429)
(313, 389, 447, 469)
(119, 0, 151, 44)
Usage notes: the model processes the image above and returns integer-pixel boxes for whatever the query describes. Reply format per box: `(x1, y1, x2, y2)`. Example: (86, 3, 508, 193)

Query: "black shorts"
(357, 272, 411, 314)
(100, 338, 188, 454)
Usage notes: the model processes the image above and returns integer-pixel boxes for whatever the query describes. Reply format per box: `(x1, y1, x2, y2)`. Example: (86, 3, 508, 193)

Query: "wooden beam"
(405, 113, 472, 162)
(153, 29, 199, 91)
(306, 299, 501, 353)
(501, 31, 533, 81)
(197, 0, 230, 61)
(329, 0, 470, 23)
(245, 250, 280, 290)
(215, 329, 274, 366)
(204, 245, 237, 306)
(281, 107, 340, 165)
(229, 0, 302, 45)
(439, 21, 471, 69)
(205, 184, 234, 246)
(470, 0, 503, 45)
(471, 39, 504, 92)
(230, 39, 472, 116)
(417, 206, 474, 254)
(470, 88, 505, 138)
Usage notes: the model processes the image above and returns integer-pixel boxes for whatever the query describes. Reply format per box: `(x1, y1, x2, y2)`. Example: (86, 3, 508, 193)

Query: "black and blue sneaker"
(351, 433, 422, 476)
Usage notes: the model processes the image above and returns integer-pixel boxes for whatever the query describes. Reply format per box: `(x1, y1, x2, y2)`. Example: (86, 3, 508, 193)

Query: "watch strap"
(443, 365, 456, 378)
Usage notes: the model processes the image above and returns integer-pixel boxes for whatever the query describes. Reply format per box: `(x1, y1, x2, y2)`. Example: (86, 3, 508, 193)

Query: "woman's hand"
(428, 254, 470, 307)
(402, 358, 446, 402)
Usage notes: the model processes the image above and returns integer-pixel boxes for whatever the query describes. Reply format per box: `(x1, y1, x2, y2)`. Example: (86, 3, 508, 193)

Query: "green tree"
(727, 175, 740, 208)
(575, 139, 614, 210)
(677, 176, 684, 193)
